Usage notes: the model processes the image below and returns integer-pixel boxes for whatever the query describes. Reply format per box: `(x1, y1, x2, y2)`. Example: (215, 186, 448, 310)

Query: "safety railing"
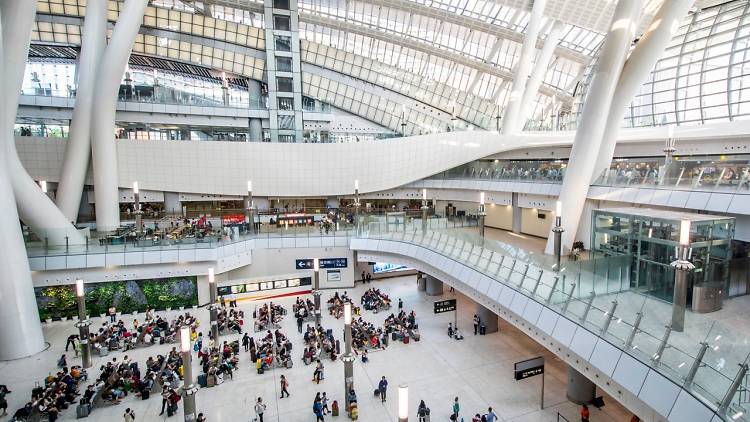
(357, 223, 750, 421)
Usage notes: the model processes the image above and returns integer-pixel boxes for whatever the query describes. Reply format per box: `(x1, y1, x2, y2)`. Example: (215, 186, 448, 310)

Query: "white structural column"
(56, 0, 107, 222)
(544, 0, 642, 254)
(90, 0, 149, 232)
(502, 0, 546, 134)
(518, 20, 565, 127)
(1, 0, 85, 245)
(0, 4, 47, 360)
(592, 0, 696, 180)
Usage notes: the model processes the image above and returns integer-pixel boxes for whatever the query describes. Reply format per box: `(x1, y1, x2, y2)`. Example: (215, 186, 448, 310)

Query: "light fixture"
(75, 279, 84, 297)
(354, 179, 359, 191)
(314, 258, 319, 272)
(679, 220, 691, 246)
(422, 188, 427, 201)
(180, 326, 190, 353)
(555, 201, 562, 217)
(132, 181, 139, 194)
(208, 267, 215, 284)
(480, 192, 485, 205)
(40, 180, 47, 193)
(247, 180, 252, 192)
(344, 302, 352, 325)
(398, 384, 408, 420)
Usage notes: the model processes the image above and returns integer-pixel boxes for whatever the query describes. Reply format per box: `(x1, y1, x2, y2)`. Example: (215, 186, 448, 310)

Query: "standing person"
(361, 271, 366, 283)
(378, 376, 388, 403)
(580, 405, 590, 422)
(398, 298, 403, 310)
(280, 375, 290, 398)
(65, 334, 78, 352)
(254, 397, 266, 422)
(417, 400, 428, 422)
(108, 306, 117, 323)
(297, 315, 304, 333)
(123, 408, 135, 422)
(452, 397, 460, 421)
(314, 359, 324, 382)
(242, 333, 250, 352)
(313, 398, 325, 422)
(366, 273, 372, 283)
(321, 392, 330, 415)
(485, 407, 498, 422)
(159, 385, 170, 415)
(473, 314, 480, 335)
(197, 413, 206, 422)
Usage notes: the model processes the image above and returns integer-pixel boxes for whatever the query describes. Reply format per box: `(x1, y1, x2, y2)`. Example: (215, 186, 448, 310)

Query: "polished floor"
(1, 275, 635, 421)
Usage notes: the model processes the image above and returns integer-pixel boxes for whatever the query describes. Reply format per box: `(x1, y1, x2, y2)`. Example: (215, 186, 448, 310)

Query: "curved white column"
(0, 3, 46, 360)
(1, 0, 84, 245)
(90, 0, 148, 232)
(592, 0, 696, 180)
(502, 0, 546, 135)
(519, 20, 565, 126)
(56, 0, 107, 222)
(544, 0, 642, 254)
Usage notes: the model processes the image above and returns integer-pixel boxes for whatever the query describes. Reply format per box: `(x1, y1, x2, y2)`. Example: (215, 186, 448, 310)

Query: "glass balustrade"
(24, 214, 750, 419)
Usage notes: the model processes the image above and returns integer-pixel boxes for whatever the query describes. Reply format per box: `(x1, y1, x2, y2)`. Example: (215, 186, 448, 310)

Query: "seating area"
(351, 317, 386, 352)
(91, 311, 199, 356)
(253, 303, 286, 332)
(326, 291, 355, 319)
(252, 329, 293, 372)
(384, 310, 419, 344)
(360, 288, 391, 313)
(293, 298, 316, 322)
(10, 365, 86, 422)
(198, 340, 240, 386)
(302, 325, 338, 363)
(217, 308, 244, 336)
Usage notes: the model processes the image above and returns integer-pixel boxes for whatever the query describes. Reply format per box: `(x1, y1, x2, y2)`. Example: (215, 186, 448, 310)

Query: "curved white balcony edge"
(350, 237, 722, 422)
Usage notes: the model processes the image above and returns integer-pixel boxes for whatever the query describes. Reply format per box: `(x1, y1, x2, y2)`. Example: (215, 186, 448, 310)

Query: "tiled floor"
(0, 275, 635, 422)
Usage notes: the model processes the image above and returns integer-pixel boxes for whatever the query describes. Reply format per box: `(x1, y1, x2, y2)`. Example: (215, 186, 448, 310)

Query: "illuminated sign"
(433, 299, 457, 314)
(514, 357, 545, 380)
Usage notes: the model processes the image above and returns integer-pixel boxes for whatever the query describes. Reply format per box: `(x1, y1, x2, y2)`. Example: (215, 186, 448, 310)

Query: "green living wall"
(35, 277, 198, 321)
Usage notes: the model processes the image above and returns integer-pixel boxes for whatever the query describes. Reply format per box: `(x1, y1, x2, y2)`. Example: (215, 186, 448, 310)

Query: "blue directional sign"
(295, 258, 348, 270)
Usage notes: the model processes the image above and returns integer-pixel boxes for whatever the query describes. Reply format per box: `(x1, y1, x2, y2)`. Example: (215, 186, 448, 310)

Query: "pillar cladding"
(417, 276, 427, 292)
(55, 0, 107, 222)
(566, 366, 596, 405)
(90, 0, 149, 232)
(544, 0, 642, 254)
(0, 3, 46, 359)
(425, 275, 444, 296)
(475, 303, 498, 334)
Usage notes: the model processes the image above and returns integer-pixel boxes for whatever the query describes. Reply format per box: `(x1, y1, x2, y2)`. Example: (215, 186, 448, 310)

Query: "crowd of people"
(360, 288, 391, 313)
(253, 302, 285, 332)
(351, 317, 386, 352)
(217, 307, 244, 336)
(252, 329, 293, 372)
(293, 297, 315, 330)
(384, 309, 419, 343)
(302, 324, 337, 364)
(326, 291, 355, 319)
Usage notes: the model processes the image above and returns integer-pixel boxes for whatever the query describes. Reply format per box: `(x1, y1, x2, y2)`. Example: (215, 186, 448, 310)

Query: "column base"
(425, 276, 443, 296)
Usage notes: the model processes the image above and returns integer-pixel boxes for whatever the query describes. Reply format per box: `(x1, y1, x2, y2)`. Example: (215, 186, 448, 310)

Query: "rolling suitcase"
(141, 390, 150, 400)
(403, 336, 410, 344)
(332, 400, 339, 417)
(76, 404, 89, 418)
(373, 388, 380, 397)
(99, 346, 108, 357)
(198, 374, 207, 388)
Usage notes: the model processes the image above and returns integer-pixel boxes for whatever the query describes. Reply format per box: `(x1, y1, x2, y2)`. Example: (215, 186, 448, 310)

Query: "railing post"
(718, 363, 749, 416)
(65, 236, 69, 253)
(625, 312, 643, 350)
(484, 250, 495, 271)
(579, 291, 595, 323)
(531, 272, 544, 296)
(546, 275, 563, 304)
(561, 283, 576, 314)
(85, 236, 89, 252)
(652, 325, 673, 366)
(600, 300, 618, 336)
(684, 342, 709, 388)
(518, 264, 530, 287)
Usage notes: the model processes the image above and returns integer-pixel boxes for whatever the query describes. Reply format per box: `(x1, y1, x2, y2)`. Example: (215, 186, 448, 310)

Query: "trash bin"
(692, 282, 723, 313)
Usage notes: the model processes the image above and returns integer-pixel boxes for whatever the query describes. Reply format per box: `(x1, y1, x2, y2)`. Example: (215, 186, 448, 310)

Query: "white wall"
(521, 207, 554, 238)
(485, 203, 514, 230)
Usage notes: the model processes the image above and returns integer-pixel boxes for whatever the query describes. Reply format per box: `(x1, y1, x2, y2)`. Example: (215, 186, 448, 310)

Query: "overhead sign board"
(433, 299, 457, 314)
(514, 357, 545, 380)
(296, 258, 348, 270)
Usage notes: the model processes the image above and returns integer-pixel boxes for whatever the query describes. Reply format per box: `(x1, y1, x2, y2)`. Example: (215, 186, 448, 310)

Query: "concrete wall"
(521, 207, 554, 238)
